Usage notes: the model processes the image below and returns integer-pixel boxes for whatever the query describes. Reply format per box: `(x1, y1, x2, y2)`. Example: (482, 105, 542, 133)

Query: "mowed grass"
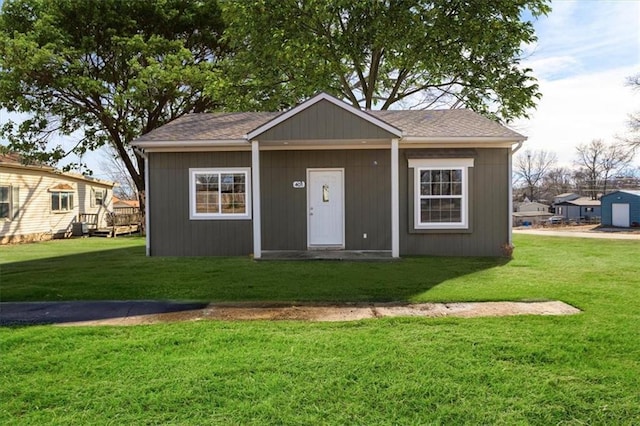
(1, 235, 639, 424)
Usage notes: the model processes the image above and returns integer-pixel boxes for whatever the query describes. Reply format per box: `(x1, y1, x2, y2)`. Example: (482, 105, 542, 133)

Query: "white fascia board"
(401, 136, 526, 144)
(133, 139, 248, 149)
(245, 92, 403, 140)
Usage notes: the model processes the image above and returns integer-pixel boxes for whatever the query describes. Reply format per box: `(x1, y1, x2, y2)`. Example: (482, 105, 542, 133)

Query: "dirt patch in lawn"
(58, 301, 580, 326)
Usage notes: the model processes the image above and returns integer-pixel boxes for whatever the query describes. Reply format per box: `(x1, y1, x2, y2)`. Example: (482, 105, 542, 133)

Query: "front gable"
(247, 93, 401, 142)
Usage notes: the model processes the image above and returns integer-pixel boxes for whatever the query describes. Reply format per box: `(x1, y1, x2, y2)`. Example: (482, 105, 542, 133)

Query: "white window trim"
(50, 191, 75, 212)
(91, 187, 105, 208)
(408, 158, 474, 230)
(189, 167, 252, 220)
(0, 185, 13, 220)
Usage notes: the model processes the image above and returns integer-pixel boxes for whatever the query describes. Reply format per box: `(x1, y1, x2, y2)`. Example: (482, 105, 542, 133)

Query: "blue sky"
(514, 0, 640, 167)
(1, 0, 639, 177)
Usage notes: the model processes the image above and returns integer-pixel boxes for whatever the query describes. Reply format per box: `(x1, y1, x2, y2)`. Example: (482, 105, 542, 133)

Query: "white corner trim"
(246, 92, 402, 140)
(252, 141, 261, 259)
(391, 139, 400, 258)
(408, 158, 475, 168)
(508, 148, 514, 245)
(143, 154, 150, 256)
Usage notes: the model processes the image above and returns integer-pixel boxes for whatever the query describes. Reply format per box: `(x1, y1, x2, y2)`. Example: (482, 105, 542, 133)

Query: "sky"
(1, 0, 639, 178)
(513, 0, 640, 168)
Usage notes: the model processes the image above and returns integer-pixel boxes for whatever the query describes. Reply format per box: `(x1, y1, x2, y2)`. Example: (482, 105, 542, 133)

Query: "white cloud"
(513, 65, 639, 167)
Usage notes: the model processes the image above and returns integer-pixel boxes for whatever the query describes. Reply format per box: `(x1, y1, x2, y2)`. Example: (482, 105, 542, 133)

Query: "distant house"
(553, 197, 601, 222)
(600, 190, 640, 227)
(512, 201, 552, 226)
(112, 196, 140, 211)
(0, 153, 114, 244)
(517, 201, 549, 213)
(553, 192, 580, 205)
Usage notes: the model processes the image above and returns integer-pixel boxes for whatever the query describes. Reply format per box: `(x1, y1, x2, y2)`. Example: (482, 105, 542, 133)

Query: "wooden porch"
(77, 211, 142, 238)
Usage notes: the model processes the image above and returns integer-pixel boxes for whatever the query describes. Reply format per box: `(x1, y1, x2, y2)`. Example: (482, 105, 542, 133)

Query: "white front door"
(612, 203, 630, 227)
(308, 169, 345, 247)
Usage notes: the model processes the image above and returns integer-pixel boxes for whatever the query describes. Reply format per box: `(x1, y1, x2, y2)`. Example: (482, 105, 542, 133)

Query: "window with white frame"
(0, 185, 17, 219)
(91, 188, 105, 207)
(51, 191, 74, 212)
(189, 168, 251, 220)
(408, 158, 473, 230)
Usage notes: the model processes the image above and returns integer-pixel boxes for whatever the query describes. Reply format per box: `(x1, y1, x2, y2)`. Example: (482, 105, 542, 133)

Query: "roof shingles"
(135, 107, 523, 143)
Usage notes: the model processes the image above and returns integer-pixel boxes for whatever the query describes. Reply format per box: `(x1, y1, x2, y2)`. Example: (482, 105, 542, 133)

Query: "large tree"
(217, 0, 550, 120)
(0, 0, 227, 195)
(574, 139, 635, 199)
(514, 149, 557, 201)
(623, 73, 640, 149)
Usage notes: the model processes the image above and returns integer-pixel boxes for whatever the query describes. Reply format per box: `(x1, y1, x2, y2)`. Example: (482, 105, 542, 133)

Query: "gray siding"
(257, 100, 396, 141)
(399, 148, 510, 257)
(261, 149, 391, 250)
(148, 152, 253, 256)
(556, 204, 601, 221)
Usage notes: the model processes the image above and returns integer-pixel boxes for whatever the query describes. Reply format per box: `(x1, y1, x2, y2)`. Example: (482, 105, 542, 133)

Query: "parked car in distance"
(547, 216, 564, 224)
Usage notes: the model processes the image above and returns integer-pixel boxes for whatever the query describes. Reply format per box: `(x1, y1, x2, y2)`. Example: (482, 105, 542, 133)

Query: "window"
(51, 191, 74, 212)
(408, 158, 473, 230)
(189, 168, 251, 220)
(91, 188, 105, 207)
(1, 185, 19, 220)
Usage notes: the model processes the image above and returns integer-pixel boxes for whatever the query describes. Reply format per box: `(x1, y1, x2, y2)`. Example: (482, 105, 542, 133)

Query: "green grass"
(1, 235, 639, 424)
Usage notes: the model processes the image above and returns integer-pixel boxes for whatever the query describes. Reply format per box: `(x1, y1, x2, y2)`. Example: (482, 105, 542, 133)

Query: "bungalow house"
(512, 201, 552, 226)
(0, 153, 114, 244)
(132, 93, 526, 258)
(553, 197, 601, 223)
(600, 190, 640, 227)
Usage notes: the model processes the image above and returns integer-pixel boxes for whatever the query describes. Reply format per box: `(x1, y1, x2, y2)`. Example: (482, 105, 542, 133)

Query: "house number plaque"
(292, 181, 305, 188)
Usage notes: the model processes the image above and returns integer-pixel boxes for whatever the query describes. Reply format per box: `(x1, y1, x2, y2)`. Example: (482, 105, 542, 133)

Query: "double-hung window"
(1, 185, 19, 220)
(91, 188, 105, 207)
(189, 168, 251, 220)
(409, 158, 473, 230)
(51, 191, 74, 212)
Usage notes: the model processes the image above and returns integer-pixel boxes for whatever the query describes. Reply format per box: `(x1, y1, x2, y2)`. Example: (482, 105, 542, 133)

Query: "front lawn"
(1, 235, 639, 424)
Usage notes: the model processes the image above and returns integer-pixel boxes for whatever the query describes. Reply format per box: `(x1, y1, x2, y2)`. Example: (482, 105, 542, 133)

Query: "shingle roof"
(369, 109, 523, 139)
(135, 108, 523, 142)
(556, 197, 601, 206)
(136, 112, 278, 142)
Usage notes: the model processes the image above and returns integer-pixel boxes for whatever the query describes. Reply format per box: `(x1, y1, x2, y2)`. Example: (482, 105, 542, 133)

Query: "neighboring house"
(553, 192, 579, 204)
(517, 201, 549, 213)
(553, 197, 601, 222)
(112, 196, 140, 212)
(0, 153, 114, 244)
(133, 92, 526, 258)
(512, 201, 552, 226)
(600, 190, 640, 227)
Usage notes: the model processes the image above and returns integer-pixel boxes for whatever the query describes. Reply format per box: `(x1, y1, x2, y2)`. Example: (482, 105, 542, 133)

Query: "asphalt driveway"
(0, 301, 208, 326)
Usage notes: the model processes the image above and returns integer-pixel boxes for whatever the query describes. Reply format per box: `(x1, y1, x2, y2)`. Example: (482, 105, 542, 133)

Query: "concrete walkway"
(514, 229, 640, 239)
(0, 300, 580, 326)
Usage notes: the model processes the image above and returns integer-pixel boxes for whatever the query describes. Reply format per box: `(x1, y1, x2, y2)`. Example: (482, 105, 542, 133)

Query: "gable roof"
(133, 92, 525, 147)
(246, 92, 402, 140)
(601, 189, 640, 198)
